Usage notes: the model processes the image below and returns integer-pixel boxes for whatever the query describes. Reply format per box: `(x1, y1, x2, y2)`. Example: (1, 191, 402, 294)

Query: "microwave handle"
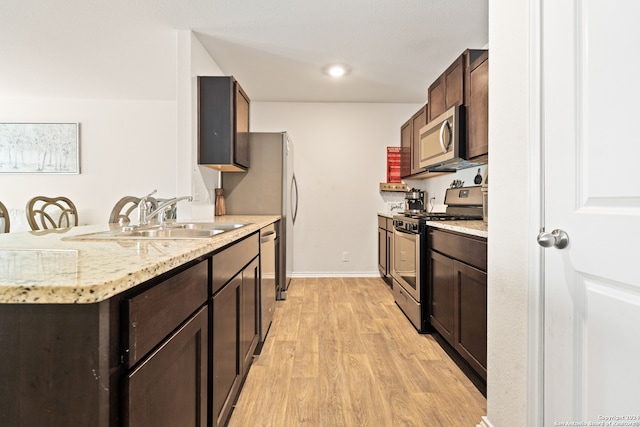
(439, 120, 451, 153)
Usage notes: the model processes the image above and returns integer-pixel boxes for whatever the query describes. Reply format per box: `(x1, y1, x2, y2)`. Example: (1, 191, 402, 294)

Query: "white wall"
(486, 0, 532, 425)
(176, 31, 225, 221)
(251, 102, 420, 276)
(0, 97, 178, 228)
(0, 6, 185, 228)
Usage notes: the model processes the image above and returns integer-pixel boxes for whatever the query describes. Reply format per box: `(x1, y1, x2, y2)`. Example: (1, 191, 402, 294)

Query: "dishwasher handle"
(260, 230, 277, 243)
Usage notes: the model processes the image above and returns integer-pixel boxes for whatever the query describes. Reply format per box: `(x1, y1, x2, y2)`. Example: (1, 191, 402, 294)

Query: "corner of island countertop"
(0, 215, 280, 304)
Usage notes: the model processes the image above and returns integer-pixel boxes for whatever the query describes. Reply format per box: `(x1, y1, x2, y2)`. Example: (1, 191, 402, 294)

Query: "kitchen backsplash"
(404, 164, 488, 212)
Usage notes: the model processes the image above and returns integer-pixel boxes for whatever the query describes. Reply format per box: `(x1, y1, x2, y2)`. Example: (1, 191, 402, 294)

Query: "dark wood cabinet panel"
(0, 302, 116, 426)
(378, 226, 387, 276)
(454, 261, 487, 380)
(126, 260, 208, 367)
(198, 76, 250, 171)
(399, 104, 427, 178)
(212, 275, 241, 427)
(234, 83, 250, 168)
(411, 105, 428, 175)
(211, 234, 260, 427)
(427, 49, 488, 163)
(0, 233, 263, 427)
(429, 228, 487, 380)
(125, 306, 208, 427)
(240, 257, 259, 375)
(466, 51, 489, 160)
(428, 54, 464, 121)
(377, 216, 394, 285)
(400, 118, 412, 178)
(429, 228, 487, 271)
(429, 250, 455, 342)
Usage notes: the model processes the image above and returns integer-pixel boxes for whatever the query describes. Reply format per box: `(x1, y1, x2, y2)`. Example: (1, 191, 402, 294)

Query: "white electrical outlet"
(342, 252, 349, 262)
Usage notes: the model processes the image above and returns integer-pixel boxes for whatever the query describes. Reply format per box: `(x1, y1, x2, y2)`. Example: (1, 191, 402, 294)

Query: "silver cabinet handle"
(537, 229, 569, 249)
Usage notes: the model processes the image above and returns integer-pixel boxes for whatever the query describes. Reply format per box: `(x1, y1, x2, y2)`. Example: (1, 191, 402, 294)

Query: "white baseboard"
(476, 416, 494, 427)
(291, 271, 382, 278)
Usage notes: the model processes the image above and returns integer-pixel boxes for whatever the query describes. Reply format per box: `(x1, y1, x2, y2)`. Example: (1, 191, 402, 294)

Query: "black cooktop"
(402, 211, 482, 221)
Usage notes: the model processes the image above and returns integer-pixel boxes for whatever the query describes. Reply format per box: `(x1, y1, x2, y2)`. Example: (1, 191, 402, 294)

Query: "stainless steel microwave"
(418, 105, 465, 171)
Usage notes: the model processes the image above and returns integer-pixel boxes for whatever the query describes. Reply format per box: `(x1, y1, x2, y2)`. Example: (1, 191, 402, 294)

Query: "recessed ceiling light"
(323, 64, 351, 78)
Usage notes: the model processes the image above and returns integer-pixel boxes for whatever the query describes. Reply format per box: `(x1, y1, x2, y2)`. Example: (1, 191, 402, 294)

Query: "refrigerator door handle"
(291, 173, 298, 224)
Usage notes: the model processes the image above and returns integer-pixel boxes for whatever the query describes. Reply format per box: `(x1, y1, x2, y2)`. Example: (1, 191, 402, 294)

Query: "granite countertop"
(377, 212, 398, 219)
(426, 220, 488, 238)
(0, 215, 280, 304)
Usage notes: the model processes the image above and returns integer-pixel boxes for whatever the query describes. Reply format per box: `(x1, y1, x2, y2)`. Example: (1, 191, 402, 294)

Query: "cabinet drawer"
(126, 260, 208, 367)
(429, 228, 487, 271)
(378, 216, 386, 229)
(212, 233, 259, 294)
(386, 218, 394, 230)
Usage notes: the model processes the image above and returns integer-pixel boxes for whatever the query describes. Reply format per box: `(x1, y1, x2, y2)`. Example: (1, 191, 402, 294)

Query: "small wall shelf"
(379, 183, 408, 192)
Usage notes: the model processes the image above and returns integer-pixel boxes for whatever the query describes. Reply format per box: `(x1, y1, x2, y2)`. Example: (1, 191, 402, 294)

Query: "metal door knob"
(537, 229, 569, 249)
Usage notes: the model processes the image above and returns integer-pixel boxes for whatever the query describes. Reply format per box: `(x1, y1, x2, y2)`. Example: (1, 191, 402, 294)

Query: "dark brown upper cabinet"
(427, 49, 488, 162)
(465, 50, 489, 160)
(400, 103, 428, 178)
(428, 54, 465, 121)
(400, 118, 412, 178)
(198, 76, 250, 171)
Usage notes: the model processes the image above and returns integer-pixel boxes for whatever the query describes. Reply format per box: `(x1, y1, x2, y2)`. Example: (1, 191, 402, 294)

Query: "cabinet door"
(240, 257, 259, 375)
(428, 54, 465, 121)
(410, 105, 427, 175)
(386, 229, 394, 281)
(428, 77, 446, 121)
(125, 306, 208, 427)
(212, 275, 241, 427)
(453, 260, 487, 380)
(466, 52, 489, 159)
(444, 55, 465, 111)
(400, 119, 412, 178)
(234, 82, 250, 168)
(429, 250, 455, 344)
(378, 227, 387, 276)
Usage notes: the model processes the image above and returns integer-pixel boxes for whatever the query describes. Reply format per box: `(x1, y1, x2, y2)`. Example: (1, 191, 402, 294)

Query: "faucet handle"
(142, 189, 157, 200)
(138, 190, 157, 225)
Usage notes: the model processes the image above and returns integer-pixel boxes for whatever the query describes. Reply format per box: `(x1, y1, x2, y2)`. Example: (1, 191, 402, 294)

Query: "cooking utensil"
(474, 168, 482, 185)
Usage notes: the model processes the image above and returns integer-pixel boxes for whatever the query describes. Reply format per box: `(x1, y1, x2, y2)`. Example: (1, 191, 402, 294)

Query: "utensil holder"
(214, 188, 226, 216)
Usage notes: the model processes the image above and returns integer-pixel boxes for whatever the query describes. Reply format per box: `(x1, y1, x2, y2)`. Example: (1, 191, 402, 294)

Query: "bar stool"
(0, 201, 10, 233)
(109, 196, 158, 226)
(26, 196, 78, 230)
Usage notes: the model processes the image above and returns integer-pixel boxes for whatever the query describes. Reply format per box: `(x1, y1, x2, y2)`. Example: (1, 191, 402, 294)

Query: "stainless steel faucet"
(137, 189, 157, 225)
(145, 195, 193, 226)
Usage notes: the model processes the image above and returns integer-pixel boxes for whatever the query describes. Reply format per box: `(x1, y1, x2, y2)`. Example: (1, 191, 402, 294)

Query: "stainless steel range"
(391, 186, 483, 332)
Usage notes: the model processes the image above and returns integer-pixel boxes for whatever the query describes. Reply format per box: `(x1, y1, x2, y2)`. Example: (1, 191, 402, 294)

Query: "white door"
(542, 0, 640, 424)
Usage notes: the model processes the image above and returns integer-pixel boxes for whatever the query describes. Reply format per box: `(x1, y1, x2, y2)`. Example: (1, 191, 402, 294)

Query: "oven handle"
(394, 227, 418, 236)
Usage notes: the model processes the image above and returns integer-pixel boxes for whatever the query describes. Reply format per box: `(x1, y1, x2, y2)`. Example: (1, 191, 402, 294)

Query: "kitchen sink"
(66, 222, 249, 241)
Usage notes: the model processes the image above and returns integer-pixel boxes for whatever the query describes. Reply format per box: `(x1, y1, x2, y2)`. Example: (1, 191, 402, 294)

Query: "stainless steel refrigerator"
(223, 132, 298, 300)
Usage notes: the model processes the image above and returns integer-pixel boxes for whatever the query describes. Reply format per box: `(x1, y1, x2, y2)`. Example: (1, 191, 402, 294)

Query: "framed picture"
(0, 122, 80, 174)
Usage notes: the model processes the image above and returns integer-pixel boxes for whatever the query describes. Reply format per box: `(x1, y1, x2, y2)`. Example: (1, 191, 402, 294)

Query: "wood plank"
(227, 277, 486, 426)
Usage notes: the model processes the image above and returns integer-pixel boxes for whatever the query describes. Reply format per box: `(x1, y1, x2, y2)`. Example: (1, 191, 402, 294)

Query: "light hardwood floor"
(227, 277, 486, 427)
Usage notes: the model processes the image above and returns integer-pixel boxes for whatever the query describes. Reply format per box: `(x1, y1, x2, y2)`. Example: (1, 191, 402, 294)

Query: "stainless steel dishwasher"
(258, 223, 277, 350)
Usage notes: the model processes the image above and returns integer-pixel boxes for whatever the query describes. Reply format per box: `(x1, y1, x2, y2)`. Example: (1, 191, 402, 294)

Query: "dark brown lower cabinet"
(429, 228, 487, 381)
(429, 250, 455, 343)
(240, 257, 259, 375)
(211, 233, 260, 427)
(453, 260, 487, 379)
(125, 306, 208, 427)
(0, 231, 263, 427)
(212, 274, 241, 427)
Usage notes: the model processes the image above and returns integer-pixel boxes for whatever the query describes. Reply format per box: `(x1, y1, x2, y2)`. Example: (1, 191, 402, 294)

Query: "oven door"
(392, 227, 421, 301)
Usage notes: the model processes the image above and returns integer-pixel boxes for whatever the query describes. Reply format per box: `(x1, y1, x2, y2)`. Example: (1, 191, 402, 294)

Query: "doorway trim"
(528, 0, 544, 425)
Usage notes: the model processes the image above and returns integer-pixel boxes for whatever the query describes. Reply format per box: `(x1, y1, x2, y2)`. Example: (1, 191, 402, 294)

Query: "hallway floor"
(228, 277, 486, 426)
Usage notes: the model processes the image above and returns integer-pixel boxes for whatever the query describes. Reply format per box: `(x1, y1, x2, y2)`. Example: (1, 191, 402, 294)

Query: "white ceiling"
(0, 0, 488, 103)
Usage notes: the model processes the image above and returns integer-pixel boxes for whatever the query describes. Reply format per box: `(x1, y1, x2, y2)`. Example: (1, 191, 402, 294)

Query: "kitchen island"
(0, 214, 279, 427)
